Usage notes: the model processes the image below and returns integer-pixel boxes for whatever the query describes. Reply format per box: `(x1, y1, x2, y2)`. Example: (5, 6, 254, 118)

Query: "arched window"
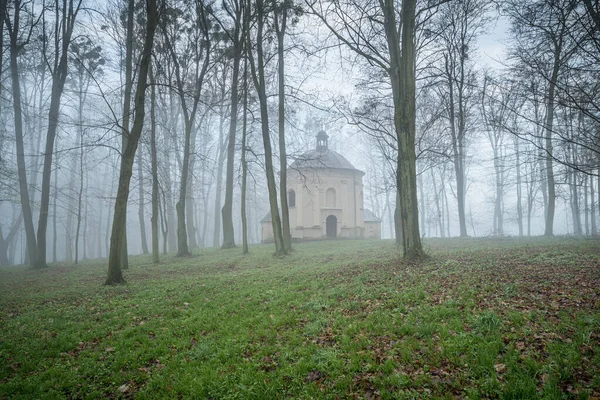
(288, 190, 296, 207)
(326, 188, 336, 207)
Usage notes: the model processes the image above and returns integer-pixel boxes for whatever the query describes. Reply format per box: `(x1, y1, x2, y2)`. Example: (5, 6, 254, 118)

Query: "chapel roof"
(290, 130, 362, 172)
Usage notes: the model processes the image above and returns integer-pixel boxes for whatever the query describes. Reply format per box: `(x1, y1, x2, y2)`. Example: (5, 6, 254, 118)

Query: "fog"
(0, 0, 598, 268)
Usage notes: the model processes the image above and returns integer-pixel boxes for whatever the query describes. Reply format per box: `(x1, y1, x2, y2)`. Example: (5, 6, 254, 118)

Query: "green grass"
(1, 237, 599, 399)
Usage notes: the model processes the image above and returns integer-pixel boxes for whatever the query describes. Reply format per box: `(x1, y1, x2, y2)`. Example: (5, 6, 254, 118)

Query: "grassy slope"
(0, 237, 599, 399)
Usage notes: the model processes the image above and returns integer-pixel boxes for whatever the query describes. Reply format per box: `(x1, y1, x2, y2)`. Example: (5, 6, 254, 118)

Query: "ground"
(0, 237, 599, 399)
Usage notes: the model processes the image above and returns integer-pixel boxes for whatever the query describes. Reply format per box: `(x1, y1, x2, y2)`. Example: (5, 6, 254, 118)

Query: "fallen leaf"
(494, 363, 506, 373)
(305, 370, 325, 382)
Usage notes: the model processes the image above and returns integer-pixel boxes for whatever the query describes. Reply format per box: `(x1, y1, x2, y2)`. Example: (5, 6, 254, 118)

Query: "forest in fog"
(0, 0, 598, 276)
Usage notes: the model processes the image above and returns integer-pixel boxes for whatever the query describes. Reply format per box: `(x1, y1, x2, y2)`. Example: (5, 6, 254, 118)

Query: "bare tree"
(106, 0, 159, 284)
(160, 0, 212, 257)
(247, 0, 286, 256)
(219, 0, 246, 249)
(5, 0, 39, 266)
(432, 0, 488, 237)
(150, 63, 160, 263)
(505, 0, 581, 236)
(35, 0, 83, 268)
(310, 0, 424, 257)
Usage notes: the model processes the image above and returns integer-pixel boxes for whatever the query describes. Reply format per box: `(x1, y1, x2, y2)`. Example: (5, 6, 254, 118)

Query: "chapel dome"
(290, 130, 362, 172)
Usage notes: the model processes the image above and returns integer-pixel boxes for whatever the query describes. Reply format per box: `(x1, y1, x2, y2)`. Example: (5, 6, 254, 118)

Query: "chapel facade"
(261, 131, 381, 242)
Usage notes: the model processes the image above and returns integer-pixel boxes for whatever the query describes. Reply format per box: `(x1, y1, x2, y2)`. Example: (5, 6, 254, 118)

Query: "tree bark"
(514, 137, 523, 236)
(75, 102, 85, 264)
(221, 2, 244, 250)
(493, 146, 503, 236)
(150, 64, 160, 263)
(0, 0, 6, 88)
(159, 5, 211, 257)
(543, 44, 561, 236)
(591, 173, 597, 235)
(6, 1, 38, 267)
(52, 161, 57, 263)
(36, 0, 81, 268)
(185, 163, 198, 249)
(0, 212, 22, 266)
(241, 38, 249, 255)
(445, 54, 468, 237)
(241, 85, 249, 255)
(213, 101, 227, 247)
(106, 0, 158, 284)
(584, 174, 589, 235)
(175, 119, 193, 256)
(138, 144, 149, 254)
(274, 2, 292, 252)
(248, 0, 286, 256)
(382, 0, 423, 258)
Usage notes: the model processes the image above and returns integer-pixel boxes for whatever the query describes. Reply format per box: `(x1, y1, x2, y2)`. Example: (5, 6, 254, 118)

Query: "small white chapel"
(261, 130, 381, 242)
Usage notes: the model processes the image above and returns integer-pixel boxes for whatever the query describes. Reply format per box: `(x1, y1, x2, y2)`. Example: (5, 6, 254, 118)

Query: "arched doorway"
(326, 215, 337, 238)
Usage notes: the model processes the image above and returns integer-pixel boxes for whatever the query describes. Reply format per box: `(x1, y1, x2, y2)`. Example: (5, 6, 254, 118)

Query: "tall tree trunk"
(534, 95, 548, 219)
(527, 165, 535, 236)
(0, 0, 6, 88)
(213, 108, 226, 247)
(75, 72, 86, 264)
(164, 144, 176, 252)
(431, 168, 444, 238)
(36, 0, 80, 269)
(150, 64, 160, 263)
(83, 176, 88, 259)
(176, 119, 193, 257)
(199, 163, 209, 248)
(443, 171, 451, 237)
(247, 0, 286, 256)
(543, 44, 562, 236)
(160, 188, 169, 255)
(186, 164, 198, 249)
(444, 54, 468, 238)
(0, 212, 22, 266)
(241, 49, 249, 255)
(220, 82, 240, 249)
(138, 144, 149, 254)
(119, 0, 135, 269)
(97, 195, 103, 258)
(382, 0, 423, 258)
(418, 169, 426, 238)
(65, 138, 78, 263)
(493, 147, 503, 236)
(160, 7, 211, 257)
(75, 118, 84, 264)
(394, 190, 402, 245)
(569, 168, 582, 235)
(591, 173, 597, 235)
(385, 189, 393, 239)
(584, 174, 589, 235)
(275, 4, 291, 252)
(514, 138, 523, 236)
(52, 161, 57, 263)
(106, 0, 158, 284)
(221, 3, 244, 249)
(7, 1, 38, 267)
